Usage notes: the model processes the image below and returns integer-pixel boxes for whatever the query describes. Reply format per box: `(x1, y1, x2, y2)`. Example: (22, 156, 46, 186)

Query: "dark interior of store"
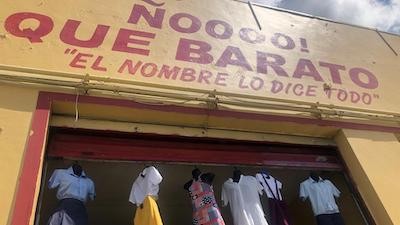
(36, 159, 366, 225)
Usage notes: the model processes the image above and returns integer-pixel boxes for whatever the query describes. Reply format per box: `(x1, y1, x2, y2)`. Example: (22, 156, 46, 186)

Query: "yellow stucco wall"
(0, 84, 399, 225)
(1, 5, 399, 225)
(335, 129, 400, 225)
(1, 0, 400, 113)
(0, 85, 38, 225)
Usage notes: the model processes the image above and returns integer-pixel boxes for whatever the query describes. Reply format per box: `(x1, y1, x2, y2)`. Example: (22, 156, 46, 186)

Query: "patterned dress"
(189, 179, 225, 225)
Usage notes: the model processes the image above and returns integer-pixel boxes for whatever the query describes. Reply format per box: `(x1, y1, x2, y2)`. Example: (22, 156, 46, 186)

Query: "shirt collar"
(228, 174, 243, 183)
(67, 166, 86, 178)
(309, 176, 323, 183)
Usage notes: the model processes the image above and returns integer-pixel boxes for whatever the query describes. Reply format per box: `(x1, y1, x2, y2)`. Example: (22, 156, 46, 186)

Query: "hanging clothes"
(47, 198, 87, 225)
(48, 167, 96, 202)
(256, 173, 291, 225)
(300, 177, 345, 225)
(189, 177, 225, 225)
(47, 167, 95, 225)
(221, 175, 269, 225)
(129, 166, 163, 225)
(256, 173, 283, 200)
(134, 196, 164, 225)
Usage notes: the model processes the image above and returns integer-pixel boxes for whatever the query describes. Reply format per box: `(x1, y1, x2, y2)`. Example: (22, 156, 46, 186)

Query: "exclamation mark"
(300, 38, 309, 53)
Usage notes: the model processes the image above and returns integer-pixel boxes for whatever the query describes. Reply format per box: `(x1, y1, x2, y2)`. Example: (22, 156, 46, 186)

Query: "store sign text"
(3, 1, 380, 105)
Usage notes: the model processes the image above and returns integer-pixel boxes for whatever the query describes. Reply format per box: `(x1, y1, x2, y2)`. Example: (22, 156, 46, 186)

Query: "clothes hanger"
(232, 166, 242, 182)
(260, 168, 270, 179)
(71, 161, 83, 177)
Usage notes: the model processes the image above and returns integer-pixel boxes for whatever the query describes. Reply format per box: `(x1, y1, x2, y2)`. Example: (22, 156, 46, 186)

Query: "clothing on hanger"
(256, 173, 291, 225)
(129, 166, 163, 205)
(47, 166, 95, 225)
(189, 174, 225, 225)
(300, 177, 345, 225)
(222, 175, 269, 225)
(256, 173, 283, 200)
(129, 166, 164, 225)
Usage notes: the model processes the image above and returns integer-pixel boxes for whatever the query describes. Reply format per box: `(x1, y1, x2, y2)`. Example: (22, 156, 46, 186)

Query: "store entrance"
(35, 128, 368, 225)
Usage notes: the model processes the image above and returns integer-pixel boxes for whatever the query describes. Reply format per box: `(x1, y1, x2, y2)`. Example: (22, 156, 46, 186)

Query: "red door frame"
(11, 91, 400, 225)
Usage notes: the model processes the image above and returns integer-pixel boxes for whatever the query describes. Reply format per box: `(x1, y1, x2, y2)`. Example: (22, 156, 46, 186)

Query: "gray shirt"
(299, 177, 340, 216)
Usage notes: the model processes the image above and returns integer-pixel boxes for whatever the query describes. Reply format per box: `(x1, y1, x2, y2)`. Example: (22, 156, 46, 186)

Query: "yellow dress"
(134, 196, 163, 225)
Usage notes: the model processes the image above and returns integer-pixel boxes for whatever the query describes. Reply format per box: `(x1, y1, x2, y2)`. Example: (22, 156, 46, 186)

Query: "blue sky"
(252, 0, 400, 34)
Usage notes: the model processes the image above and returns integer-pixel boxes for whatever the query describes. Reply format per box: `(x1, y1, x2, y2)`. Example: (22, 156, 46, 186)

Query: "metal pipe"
(1, 72, 399, 124)
(1, 65, 398, 117)
(247, 1, 262, 30)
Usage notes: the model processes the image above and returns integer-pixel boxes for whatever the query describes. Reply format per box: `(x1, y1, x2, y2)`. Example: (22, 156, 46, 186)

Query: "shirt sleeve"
(221, 184, 228, 206)
(299, 182, 308, 199)
(148, 167, 163, 185)
(277, 180, 283, 190)
(48, 169, 62, 189)
(129, 179, 138, 204)
(256, 178, 264, 195)
(88, 179, 96, 200)
(328, 180, 341, 197)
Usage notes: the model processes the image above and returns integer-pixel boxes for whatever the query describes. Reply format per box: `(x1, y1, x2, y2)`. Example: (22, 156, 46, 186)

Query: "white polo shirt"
(299, 177, 341, 216)
(129, 166, 163, 206)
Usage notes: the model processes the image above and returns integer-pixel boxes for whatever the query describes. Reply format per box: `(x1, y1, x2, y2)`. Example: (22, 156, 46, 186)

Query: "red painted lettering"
(69, 53, 92, 69)
(175, 38, 213, 64)
(239, 28, 265, 44)
(157, 65, 181, 79)
(271, 80, 283, 93)
(198, 70, 212, 84)
(215, 73, 228, 86)
(293, 59, 323, 82)
(205, 20, 233, 39)
(169, 13, 201, 33)
(239, 76, 249, 89)
(216, 46, 252, 71)
(5, 12, 54, 43)
(60, 20, 109, 48)
(350, 91, 360, 103)
(349, 68, 378, 89)
(257, 52, 288, 77)
(250, 77, 264, 90)
(127, 4, 165, 29)
(271, 33, 295, 50)
(306, 85, 317, 96)
(180, 68, 196, 82)
(284, 83, 293, 94)
(319, 62, 345, 84)
(362, 93, 372, 105)
(293, 84, 304, 96)
(112, 29, 155, 56)
(337, 89, 348, 101)
(91, 56, 107, 71)
(140, 63, 158, 77)
(118, 60, 143, 74)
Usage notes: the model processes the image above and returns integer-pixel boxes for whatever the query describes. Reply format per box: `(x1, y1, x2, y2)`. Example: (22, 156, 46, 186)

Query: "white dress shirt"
(299, 177, 341, 216)
(222, 175, 269, 225)
(129, 166, 163, 206)
(256, 173, 283, 200)
(48, 167, 95, 203)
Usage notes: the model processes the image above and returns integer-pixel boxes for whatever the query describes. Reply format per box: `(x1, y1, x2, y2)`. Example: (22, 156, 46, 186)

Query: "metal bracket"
(206, 89, 219, 110)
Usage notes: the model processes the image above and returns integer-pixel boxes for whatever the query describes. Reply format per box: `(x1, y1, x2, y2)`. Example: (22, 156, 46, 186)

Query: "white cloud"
(252, 0, 400, 34)
(251, 0, 283, 6)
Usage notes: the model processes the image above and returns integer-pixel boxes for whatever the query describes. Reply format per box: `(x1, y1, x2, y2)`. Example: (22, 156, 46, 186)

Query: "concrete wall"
(336, 129, 400, 225)
(0, 85, 38, 225)
(1, 85, 399, 225)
